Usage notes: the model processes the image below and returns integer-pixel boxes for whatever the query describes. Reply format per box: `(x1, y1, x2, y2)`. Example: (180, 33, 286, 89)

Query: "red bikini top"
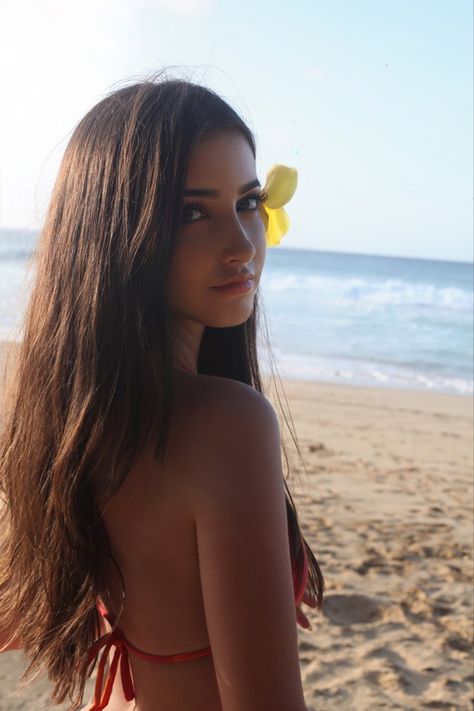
(87, 547, 308, 710)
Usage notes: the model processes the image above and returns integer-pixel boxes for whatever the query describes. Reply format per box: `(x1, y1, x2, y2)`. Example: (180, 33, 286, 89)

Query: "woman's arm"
(0, 506, 21, 652)
(0, 585, 21, 652)
(187, 380, 308, 711)
(0, 626, 21, 652)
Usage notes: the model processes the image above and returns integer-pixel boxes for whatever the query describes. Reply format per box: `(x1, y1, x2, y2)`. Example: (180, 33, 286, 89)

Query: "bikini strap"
(293, 543, 309, 607)
(87, 629, 134, 710)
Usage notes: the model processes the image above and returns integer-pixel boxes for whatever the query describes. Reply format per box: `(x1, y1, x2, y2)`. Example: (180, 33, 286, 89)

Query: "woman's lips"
(211, 278, 255, 295)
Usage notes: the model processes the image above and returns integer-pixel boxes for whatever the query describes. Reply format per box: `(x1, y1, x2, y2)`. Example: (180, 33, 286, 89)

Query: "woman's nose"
(219, 213, 258, 262)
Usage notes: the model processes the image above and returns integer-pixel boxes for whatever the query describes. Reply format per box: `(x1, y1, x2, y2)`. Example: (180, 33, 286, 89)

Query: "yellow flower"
(260, 165, 298, 247)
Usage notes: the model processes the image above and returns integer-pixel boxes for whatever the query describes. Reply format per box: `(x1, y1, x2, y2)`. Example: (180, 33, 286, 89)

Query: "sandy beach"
(0, 340, 472, 710)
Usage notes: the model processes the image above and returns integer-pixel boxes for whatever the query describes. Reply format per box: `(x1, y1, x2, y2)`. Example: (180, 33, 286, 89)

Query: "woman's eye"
(238, 194, 262, 211)
(181, 205, 205, 223)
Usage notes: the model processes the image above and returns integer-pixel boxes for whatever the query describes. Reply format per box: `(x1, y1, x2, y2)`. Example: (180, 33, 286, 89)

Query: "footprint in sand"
(444, 634, 472, 654)
(364, 646, 437, 695)
(322, 594, 385, 625)
(308, 442, 333, 456)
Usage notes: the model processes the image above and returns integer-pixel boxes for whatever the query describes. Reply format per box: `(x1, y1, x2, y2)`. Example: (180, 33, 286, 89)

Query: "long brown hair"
(0, 73, 323, 709)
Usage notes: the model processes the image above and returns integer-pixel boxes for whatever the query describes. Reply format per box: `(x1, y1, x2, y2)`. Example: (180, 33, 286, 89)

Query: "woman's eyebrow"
(183, 178, 261, 198)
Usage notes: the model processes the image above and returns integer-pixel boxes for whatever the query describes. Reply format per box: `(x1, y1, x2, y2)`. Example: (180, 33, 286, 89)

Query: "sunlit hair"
(0, 73, 323, 708)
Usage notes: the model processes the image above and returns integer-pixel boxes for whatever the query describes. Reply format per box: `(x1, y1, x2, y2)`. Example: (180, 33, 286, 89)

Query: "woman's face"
(168, 130, 266, 330)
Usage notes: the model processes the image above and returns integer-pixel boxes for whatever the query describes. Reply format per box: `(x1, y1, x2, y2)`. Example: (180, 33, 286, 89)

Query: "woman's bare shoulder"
(172, 372, 277, 445)
(174, 371, 266, 401)
(168, 373, 279, 489)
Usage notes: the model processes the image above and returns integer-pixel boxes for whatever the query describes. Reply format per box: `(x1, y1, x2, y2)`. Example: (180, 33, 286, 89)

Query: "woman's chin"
(206, 309, 254, 329)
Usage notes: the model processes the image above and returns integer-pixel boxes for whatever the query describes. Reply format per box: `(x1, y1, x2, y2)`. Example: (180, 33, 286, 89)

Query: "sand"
(0, 340, 472, 710)
(279, 377, 473, 710)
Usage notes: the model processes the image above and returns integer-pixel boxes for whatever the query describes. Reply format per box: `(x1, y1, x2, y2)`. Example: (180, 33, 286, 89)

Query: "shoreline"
(280, 371, 473, 399)
(1, 338, 472, 402)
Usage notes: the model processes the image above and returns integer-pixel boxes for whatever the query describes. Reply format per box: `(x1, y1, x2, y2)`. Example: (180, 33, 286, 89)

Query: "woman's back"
(88, 371, 307, 710)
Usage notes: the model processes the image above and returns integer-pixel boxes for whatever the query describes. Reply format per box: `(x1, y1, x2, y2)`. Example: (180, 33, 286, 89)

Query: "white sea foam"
(259, 350, 473, 396)
(261, 272, 472, 312)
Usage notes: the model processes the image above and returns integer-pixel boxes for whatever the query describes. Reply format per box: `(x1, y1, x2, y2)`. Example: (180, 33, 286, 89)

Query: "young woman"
(0, 76, 323, 711)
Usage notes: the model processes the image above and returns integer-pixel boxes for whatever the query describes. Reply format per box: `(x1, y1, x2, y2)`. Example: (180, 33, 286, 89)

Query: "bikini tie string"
(87, 629, 135, 710)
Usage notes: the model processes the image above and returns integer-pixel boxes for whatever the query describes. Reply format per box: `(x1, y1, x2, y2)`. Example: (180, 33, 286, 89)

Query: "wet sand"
(1, 340, 472, 709)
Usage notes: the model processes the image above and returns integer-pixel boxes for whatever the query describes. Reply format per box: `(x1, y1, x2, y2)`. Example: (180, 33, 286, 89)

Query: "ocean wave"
(261, 273, 472, 312)
(262, 350, 473, 396)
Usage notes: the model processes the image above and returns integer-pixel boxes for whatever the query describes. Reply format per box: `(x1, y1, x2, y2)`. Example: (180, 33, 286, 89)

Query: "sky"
(0, 0, 472, 262)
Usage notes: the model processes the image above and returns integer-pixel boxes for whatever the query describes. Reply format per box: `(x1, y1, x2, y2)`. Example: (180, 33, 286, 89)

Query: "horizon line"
(0, 226, 472, 266)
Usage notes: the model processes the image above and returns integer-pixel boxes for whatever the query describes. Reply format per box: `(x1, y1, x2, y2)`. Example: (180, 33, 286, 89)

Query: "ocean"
(0, 228, 472, 395)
